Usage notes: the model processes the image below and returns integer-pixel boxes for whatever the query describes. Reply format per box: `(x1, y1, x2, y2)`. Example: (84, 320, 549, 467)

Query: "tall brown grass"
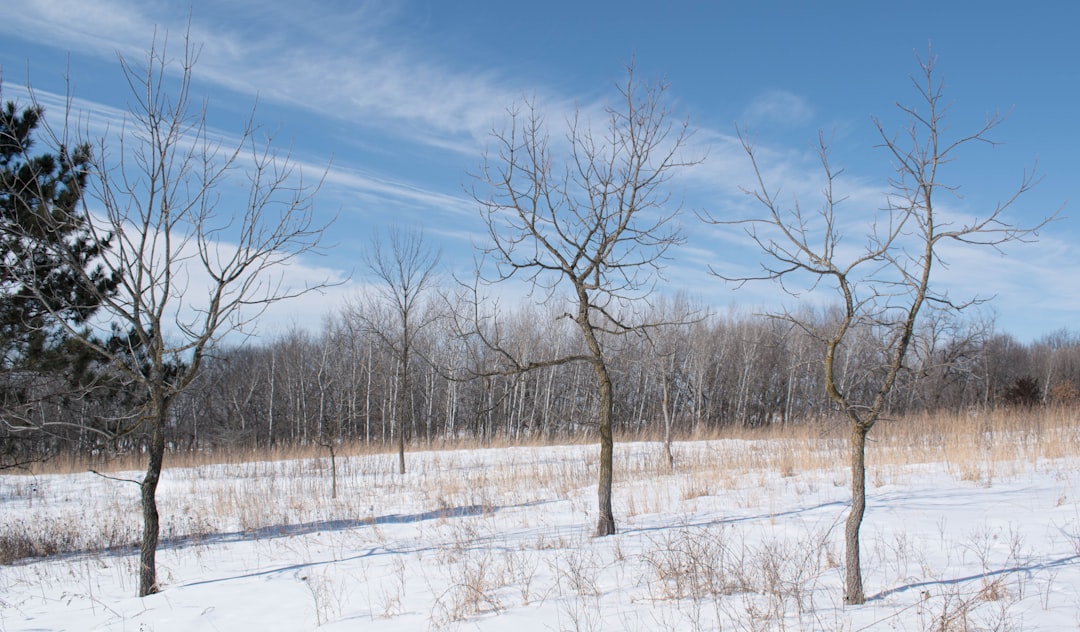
(21, 405, 1079, 478)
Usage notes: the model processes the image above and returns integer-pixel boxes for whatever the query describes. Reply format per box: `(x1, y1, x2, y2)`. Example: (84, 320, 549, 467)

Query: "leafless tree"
(469, 63, 698, 536)
(354, 227, 441, 474)
(23, 32, 330, 596)
(709, 52, 1053, 603)
(642, 293, 697, 472)
(312, 321, 342, 497)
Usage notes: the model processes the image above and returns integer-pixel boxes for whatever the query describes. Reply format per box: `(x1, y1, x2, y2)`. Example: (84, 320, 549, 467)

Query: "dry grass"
(2, 406, 1076, 568)
(21, 405, 1079, 480)
(648, 406, 1080, 489)
(20, 429, 609, 479)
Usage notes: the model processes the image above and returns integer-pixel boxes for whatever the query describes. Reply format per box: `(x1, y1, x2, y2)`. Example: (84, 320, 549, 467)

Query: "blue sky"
(1, 0, 1076, 342)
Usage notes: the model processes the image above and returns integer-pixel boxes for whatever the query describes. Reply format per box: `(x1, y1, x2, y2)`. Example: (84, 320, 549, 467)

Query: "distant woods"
(7, 301, 1077, 461)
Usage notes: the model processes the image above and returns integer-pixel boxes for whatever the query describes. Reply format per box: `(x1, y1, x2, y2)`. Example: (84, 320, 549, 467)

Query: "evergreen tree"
(0, 87, 117, 455)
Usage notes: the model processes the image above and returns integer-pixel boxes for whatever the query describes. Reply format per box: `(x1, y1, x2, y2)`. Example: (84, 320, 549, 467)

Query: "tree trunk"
(844, 422, 868, 605)
(267, 352, 276, 448)
(594, 359, 616, 537)
(398, 345, 408, 475)
(138, 401, 167, 597)
(329, 441, 338, 500)
(661, 374, 675, 473)
(396, 417, 406, 475)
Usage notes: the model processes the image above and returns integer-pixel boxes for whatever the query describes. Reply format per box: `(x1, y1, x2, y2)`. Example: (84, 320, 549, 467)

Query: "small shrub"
(1003, 376, 1041, 408)
(0, 532, 62, 564)
(1049, 381, 1079, 406)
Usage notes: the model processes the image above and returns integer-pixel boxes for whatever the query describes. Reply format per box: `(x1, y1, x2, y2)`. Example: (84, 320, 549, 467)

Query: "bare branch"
(9, 26, 335, 597)
(710, 48, 1057, 605)
(467, 62, 701, 536)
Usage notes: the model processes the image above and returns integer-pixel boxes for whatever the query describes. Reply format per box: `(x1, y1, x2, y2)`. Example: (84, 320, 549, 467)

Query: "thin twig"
(89, 469, 141, 486)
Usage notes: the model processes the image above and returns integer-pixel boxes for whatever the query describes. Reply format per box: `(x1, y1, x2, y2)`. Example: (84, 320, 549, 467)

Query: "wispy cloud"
(321, 166, 474, 218)
(2, 1, 544, 154)
(741, 89, 815, 128)
(0, 0, 153, 60)
(15, 84, 479, 248)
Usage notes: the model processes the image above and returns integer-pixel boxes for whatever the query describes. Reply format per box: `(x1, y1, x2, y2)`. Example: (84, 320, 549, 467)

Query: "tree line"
(10, 300, 1075, 459)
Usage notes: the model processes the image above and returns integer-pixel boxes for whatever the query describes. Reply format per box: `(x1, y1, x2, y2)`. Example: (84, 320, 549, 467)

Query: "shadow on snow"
(869, 553, 1080, 602)
(17, 501, 554, 568)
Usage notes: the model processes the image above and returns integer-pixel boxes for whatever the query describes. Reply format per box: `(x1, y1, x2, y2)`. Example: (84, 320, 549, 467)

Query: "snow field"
(2, 433, 1079, 630)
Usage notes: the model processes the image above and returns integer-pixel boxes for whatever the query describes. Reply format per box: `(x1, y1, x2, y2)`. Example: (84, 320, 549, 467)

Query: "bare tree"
(469, 64, 697, 536)
(313, 321, 341, 497)
(353, 227, 441, 474)
(642, 294, 697, 472)
(23, 32, 330, 596)
(710, 52, 1053, 603)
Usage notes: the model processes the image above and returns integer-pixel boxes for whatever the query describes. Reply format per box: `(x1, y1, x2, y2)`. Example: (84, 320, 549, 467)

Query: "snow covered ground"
(2, 439, 1079, 630)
